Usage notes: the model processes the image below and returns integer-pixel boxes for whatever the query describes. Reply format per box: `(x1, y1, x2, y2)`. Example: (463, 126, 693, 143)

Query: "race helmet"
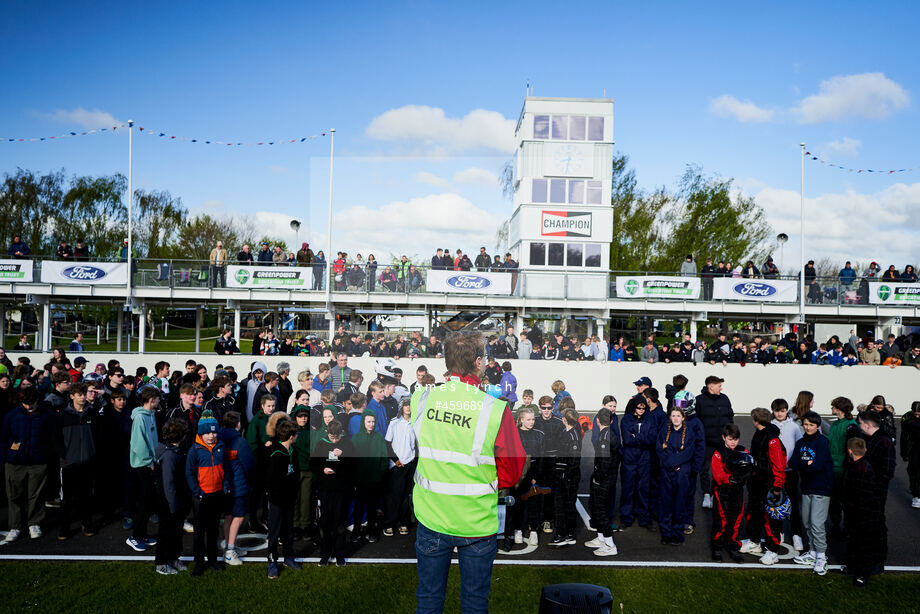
(726, 450, 754, 482)
(765, 489, 792, 520)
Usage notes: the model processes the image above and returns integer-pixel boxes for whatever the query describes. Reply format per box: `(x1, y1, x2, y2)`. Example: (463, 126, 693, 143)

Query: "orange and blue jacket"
(185, 434, 229, 498)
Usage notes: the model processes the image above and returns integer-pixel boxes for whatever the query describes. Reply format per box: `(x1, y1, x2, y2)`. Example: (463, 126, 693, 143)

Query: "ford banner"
(41, 261, 128, 285)
(425, 269, 513, 295)
(712, 278, 798, 302)
(0, 259, 34, 283)
(869, 281, 920, 305)
(615, 276, 701, 299)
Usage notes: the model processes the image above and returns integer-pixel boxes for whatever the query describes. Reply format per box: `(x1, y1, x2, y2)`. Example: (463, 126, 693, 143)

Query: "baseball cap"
(633, 376, 652, 387)
(705, 375, 725, 385)
(74, 356, 87, 366)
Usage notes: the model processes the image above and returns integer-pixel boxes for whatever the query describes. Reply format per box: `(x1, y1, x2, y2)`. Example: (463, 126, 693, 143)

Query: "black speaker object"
(538, 583, 613, 614)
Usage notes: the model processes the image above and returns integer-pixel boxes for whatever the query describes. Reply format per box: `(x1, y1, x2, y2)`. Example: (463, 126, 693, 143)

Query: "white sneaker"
(912, 497, 920, 509)
(527, 531, 538, 547)
(813, 554, 827, 576)
(594, 544, 618, 556)
(739, 540, 763, 555)
(793, 550, 816, 566)
(514, 530, 523, 544)
(155, 564, 177, 575)
(584, 537, 604, 548)
(792, 535, 804, 552)
(183, 521, 194, 534)
(225, 548, 242, 566)
(542, 521, 552, 534)
(28, 525, 42, 539)
(702, 494, 712, 509)
(1, 529, 21, 545)
(759, 550, 780, 566)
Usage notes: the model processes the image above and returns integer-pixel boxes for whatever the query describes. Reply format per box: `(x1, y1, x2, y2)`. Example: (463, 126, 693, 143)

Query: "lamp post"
(799, 142, 806, 323)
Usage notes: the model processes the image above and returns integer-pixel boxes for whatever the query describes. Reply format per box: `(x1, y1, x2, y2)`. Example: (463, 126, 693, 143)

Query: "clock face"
(543, 142, 591, 177)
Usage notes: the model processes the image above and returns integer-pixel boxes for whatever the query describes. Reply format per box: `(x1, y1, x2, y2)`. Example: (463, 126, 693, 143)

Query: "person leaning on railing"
(8, 235, 30, 259)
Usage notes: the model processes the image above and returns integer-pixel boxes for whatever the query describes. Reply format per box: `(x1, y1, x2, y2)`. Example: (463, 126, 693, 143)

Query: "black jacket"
(535, 414, 564, 457)
(265, 442, 298, 505)
(54, 404, 98, 467)
(518, 427, 545, 479)
(310, 437, 353, 491)
(695, 390, 734, 447)
(555, 427, 582, 475)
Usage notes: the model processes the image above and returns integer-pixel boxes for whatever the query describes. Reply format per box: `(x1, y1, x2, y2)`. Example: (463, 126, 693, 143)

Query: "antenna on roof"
(525, 80, 531, 97)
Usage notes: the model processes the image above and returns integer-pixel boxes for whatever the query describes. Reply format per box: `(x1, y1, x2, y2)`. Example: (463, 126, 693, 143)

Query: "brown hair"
(793, 391, 814, 421)
(275, 419, 297, 442)
(751, 407, 772, 426)
(350, 392, 367, 409)
(444, 332, 485, 376)
(266, 411, 290, 437)
(830, 396, 854, 419)
(846, 437, 866, 455)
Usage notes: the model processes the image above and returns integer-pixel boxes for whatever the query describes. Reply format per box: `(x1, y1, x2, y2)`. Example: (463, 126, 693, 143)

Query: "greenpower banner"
(227, 265, 313, 288)
(615, 275, 700, 299)
(0, 259, 33, 282)
(869, 282, 920, 305)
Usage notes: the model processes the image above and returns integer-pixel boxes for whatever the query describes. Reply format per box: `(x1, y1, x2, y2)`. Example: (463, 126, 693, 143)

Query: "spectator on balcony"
(394, 256, 411, 291)
(431, 248, 446, 270)
(640, 341, 659, 364)
(882, 265, 900, 282)
(451, 249, 461, 271)
(504, 253, 518, 270)
(286, 252, 297, 265)
(271, 246, 286, 266)
(209, 241, 228, 287)
(332, 252, 347, 290)
(346, 264, 364, 291)
(862, 261, 881, 280)
(859, 340, 880, 366)
(55, 240, 73, 260)
(474, 247, 491, 272)
(117, 239, 136, 263)
(762, 257, 779, 279)
(378, 267, 397, 292)
(72, 239, 89, 261)
(296, 243, 313, 267)
(256, 242, 272, 265)
(804, 260, 821, 302)
(405, 265, 423, 292)
(680, 254, 696, 277)
(366, 254, 378, 291)
(742, 260, 760, 279)
(491, 255, 504, 271)
(715, 261, 728, 277)
(237, 244, 254, 265)
(8, 235, 29, 259)
(700, 258, 717, 299)
(902, 265, 918, 283)
(312, 251, 325, 290)
(838, 261, 857, 288)
(459, 253, 473, 271)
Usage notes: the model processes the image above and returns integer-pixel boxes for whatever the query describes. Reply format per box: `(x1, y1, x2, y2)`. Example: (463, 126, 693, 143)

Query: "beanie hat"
(197, 409, 218, 435)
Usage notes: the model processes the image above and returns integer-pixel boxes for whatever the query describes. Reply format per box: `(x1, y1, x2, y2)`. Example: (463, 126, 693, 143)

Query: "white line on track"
(1, 553, 917, 572)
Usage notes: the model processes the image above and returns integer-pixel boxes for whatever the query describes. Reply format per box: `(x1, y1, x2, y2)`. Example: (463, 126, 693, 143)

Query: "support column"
(194, 307, 202, 353)
(596, 318, 607, 341)
(327, 308, 336, 342)
(234, 308, 241, 343)
(423, 308, 431, 338)
(689, 320, 698, 344)
(138, 305, 146, 354)
(273, 308, 280, 336)
(515, 312, 525, 337)
(34, 306, 41, 351)
(42, 302, 52, 352)
(115, 309, 123, 352)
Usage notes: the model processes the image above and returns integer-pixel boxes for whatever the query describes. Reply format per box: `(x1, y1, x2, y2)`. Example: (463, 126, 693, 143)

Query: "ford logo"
(733, 282, 776, 297)
(447, 274, 491, 290)
(61, 265, 108, 281)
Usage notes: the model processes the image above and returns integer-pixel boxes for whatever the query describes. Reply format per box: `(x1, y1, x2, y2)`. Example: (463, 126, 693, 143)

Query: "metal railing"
(8, 256, 920, 307)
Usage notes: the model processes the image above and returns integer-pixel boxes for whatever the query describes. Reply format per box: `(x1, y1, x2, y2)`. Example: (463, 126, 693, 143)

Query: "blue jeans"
(415, 522, 496, 614)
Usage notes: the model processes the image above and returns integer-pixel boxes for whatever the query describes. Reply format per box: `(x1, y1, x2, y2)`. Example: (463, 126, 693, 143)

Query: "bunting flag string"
(2, 123, 329, 146)
(2, 124, 130, 142)
(136, 126, 327, 146)
(805, 151, 916, 174)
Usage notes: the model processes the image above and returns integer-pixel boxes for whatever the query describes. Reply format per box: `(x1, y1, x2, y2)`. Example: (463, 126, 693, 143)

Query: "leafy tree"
(173, 214, 252, 261)
(132, 189, 187, 259)
(0, 168, 65, 255)
(608, 154, 668, 271)
(59, 174, 127, 259)
(257, 236, 288, 254)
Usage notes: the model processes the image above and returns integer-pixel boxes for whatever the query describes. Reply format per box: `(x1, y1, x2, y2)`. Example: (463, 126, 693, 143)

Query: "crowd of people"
(0, 339, 916, 587)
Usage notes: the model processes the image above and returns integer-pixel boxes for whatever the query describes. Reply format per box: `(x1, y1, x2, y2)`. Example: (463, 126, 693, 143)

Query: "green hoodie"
(293, 424, 312, 471)
(246, 410, 271, 454)
(129, 406, 158, 468)
(827, 417, 856, 473)
(351, 408, 388, 486)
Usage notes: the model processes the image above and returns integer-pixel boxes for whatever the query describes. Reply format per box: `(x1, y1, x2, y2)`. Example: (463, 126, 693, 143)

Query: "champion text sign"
(41, 261, 127, 285)
(541, 210, 592, 238)
(712, 278, 798, 302)
(426, 269, 512, 295)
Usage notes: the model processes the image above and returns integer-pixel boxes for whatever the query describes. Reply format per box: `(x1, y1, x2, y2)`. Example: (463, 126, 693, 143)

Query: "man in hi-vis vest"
(411, 332, 526, 614)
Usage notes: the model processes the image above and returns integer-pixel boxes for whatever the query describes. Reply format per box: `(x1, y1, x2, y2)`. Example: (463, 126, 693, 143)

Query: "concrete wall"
(23, 352, 919, 416)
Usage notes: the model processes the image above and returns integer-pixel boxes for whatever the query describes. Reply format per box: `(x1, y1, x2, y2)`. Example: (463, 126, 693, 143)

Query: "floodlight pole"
(325, 129, 335, 328)
(799, 142, 805, 323)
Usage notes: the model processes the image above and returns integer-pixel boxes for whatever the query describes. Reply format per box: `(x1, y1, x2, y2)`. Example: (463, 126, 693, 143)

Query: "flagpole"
(127, 120, 134, 306)
(325, 129, 335, 321)
(799, 142, 805, 323)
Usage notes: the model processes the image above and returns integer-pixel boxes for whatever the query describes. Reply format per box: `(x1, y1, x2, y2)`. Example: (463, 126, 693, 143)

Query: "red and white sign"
(541, 210, 593, 237)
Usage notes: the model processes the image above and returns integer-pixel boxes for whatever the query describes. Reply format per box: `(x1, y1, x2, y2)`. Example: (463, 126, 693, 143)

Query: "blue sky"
(2, 1, 919, 268)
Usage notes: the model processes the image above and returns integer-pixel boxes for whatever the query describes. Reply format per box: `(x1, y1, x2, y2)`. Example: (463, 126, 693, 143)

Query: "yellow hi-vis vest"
(410, 380, 505, 537)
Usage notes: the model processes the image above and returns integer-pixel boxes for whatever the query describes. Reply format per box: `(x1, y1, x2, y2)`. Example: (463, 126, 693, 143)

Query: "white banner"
(227, 265, 314, 288)
(869, 281, 920, 305)
(0, 259, 33, 282)
(40, 261, 127, 285)
(425, 269, 512, 295)
(616, 276, 700, 299)
(712, 278, 798, 302)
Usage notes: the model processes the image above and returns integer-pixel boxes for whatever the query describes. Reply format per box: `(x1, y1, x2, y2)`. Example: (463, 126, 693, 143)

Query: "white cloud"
(332, 193, 502, 259)
(709, 95, 774, 123)
(366, 105, 516, 153)
(793, 73, 909, 123)
(754, 182, 920, 271)
(453, 167, 498, 186)
(825, 137, 862, 157)
(413, 171, 450, 189)
(41, 107, 121, 129)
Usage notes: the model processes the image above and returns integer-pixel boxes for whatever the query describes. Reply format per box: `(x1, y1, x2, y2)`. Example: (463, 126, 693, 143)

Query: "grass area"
(3, 328, 254, 354)
(1, 562, 915, 613)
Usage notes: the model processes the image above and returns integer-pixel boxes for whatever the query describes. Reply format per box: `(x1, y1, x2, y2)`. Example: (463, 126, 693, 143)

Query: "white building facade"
(508, 97, 614, 299)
